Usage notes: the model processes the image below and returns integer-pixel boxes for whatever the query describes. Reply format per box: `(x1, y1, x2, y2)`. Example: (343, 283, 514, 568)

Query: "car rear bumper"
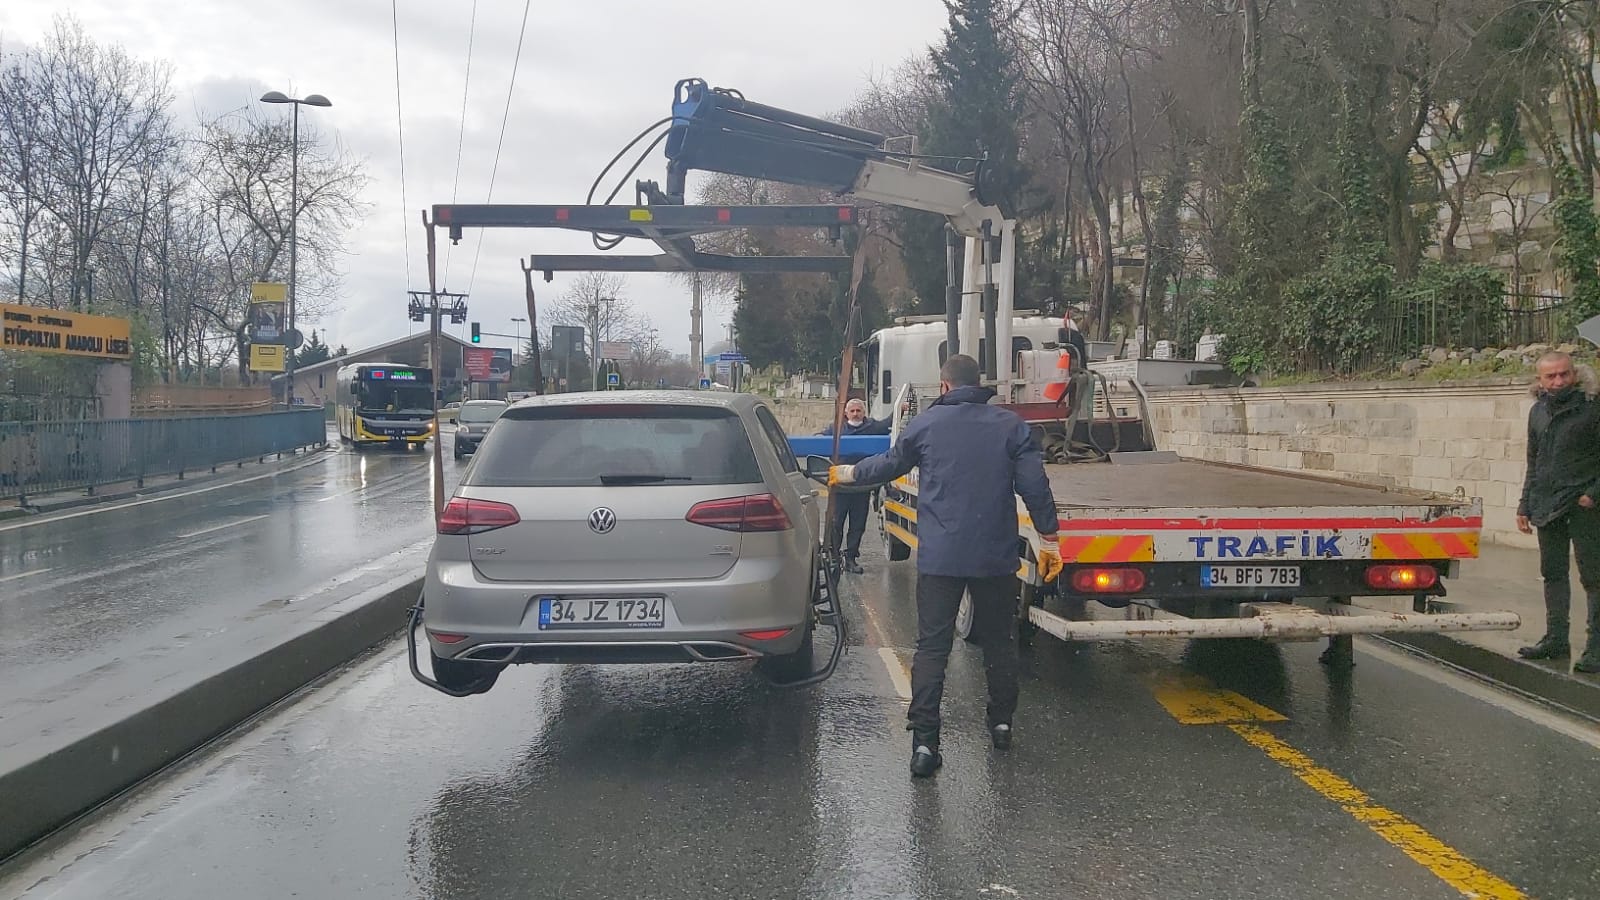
(422, 555, 813, 662)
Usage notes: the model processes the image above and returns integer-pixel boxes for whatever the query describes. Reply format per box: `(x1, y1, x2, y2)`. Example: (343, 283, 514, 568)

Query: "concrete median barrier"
(0, 572, 423, 862)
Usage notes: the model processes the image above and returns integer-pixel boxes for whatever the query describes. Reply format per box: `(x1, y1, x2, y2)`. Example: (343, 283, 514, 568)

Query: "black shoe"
(990, 723, 1012, 750)
(1517, 634, 1571, 660)
(910, 743, 943, 777)
(844, 558, 864, 574)
(1575, 647, 1600, 673)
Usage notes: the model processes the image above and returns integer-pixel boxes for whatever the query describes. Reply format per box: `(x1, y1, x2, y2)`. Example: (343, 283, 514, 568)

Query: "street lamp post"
(259, 90, 331, 407)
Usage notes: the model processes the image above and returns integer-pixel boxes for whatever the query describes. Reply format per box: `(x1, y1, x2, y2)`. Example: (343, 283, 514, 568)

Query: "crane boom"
(663, 78, 1021, 384)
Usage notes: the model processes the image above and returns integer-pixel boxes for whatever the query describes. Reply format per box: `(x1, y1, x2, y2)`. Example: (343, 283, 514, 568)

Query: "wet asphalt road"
(0, 436, 459, 760)
(4, 538, 1600, 899)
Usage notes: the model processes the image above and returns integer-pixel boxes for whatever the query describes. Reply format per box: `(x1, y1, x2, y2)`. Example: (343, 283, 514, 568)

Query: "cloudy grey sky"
(1, 0, 949, 358)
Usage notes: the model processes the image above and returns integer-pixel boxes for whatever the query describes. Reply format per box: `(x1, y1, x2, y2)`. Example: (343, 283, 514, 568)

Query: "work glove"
(828, 464, 856, 487)
(1037, 535, 1064, 583)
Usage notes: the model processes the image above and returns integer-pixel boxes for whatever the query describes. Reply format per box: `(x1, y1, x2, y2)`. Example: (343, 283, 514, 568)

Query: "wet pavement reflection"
(3, 538, 1599, 899)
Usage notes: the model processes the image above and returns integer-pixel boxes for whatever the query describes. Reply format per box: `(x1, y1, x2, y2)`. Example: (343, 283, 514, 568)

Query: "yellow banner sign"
(1, 302, 133, 360)
(250, 282, 287, 303)
(249, 343, 286, 373)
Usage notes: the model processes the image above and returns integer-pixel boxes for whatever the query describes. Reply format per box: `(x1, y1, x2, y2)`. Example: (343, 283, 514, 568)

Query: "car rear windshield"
(458, 403, 506, 423)
(465, 404, 764, 487)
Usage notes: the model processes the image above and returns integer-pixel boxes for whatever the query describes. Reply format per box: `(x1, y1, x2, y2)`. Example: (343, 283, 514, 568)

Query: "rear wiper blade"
(598, 473, 695, 484)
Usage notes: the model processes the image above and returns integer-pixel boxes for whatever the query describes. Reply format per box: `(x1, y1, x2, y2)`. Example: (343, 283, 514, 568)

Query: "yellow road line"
(1148, 672, 1524, 899)
(1149, 673, 1287, 725)
(877, 648, 913, 701)
(1229, 723, 1526, 900)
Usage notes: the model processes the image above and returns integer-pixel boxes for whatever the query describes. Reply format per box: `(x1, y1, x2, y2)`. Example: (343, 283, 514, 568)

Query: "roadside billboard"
(248, 282, 287, 343)
(464, 346, 513, 382)
(1, 302, 132, 360)
(599, 340, 633, 360)
(249, 343, 285, 372)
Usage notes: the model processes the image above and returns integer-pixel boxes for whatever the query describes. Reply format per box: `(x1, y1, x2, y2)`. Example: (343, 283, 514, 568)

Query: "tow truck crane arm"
(662, 78, 1024, 385)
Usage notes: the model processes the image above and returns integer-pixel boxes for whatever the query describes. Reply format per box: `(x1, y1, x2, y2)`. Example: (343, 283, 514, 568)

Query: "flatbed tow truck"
(425, 78, 1520, 678)
(655, 77, 1519, 663)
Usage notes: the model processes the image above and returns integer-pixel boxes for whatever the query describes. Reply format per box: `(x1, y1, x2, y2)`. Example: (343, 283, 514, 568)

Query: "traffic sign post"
(606, 372, 620, 388)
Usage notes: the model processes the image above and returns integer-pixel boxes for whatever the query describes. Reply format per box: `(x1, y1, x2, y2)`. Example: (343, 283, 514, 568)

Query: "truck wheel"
(957, 589, 977, 643)
(1016, 580, 1040, 648)
(884, 530, 911, 562)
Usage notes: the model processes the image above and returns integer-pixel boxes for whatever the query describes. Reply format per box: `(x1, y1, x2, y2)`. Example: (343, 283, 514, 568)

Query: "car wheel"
(430, 651, 503, 695)
(756, 619, 815, 682)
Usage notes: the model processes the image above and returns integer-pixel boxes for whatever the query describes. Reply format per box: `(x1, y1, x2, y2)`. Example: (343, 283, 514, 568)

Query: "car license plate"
(538, 596, 666, 630)
(1202, 565, 1301, 588)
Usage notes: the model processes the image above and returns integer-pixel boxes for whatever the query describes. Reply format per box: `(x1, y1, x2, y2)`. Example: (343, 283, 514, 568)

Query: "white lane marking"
(1361, 638, 1600, 752)
(877, 647, 913, 701)
(0, 567, 53, 585)
(0, 452, 333, 534)
(175, 514, 270, 540)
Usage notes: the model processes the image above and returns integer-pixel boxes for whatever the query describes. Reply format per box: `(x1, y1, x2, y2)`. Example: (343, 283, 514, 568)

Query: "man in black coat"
(1516, 351, 1600, 672)
(829, 355, 1063, 777)
(818, 398, 891, 574)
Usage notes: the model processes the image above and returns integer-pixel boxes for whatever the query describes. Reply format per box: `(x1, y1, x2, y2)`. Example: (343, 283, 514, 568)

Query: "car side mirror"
(804, 455, 833, 484)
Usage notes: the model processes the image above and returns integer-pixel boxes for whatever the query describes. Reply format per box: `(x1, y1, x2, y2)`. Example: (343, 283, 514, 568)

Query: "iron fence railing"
(1371, 290, 1568, 367)
(0, 409, 326, 504)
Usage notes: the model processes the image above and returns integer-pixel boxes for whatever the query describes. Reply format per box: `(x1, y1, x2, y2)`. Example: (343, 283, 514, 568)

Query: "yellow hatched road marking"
(1150, 672, 1525, 899)
(1149, 673, 1287, 725)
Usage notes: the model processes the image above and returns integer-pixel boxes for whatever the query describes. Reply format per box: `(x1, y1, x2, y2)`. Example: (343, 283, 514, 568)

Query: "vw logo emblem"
(588, 507, 617, 534)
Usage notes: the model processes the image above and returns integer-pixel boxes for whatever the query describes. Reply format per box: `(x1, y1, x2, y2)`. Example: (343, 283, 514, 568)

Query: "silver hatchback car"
(419, 391, 821, 695)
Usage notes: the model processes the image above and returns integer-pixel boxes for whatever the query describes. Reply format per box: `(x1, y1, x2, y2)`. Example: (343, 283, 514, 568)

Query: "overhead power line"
(466, 0, 534, 297)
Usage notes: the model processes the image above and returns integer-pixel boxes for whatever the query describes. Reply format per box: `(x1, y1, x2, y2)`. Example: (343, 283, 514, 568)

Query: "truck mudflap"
(1024, 600, 1519, 643)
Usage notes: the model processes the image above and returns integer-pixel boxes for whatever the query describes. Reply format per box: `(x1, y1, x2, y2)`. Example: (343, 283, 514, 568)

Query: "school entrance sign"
(1, 302, 132, 361)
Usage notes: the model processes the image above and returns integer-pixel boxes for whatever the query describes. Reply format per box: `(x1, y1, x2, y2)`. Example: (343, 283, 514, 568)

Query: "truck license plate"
(1202, 566, 1301, 588)
(538, 597, 666, 629)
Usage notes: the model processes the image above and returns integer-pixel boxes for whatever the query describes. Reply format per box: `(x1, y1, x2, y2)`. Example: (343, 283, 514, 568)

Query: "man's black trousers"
(907, 573, 1020, 745)
(829, 491, 871, 561)
(1536, 506, 1600, 641)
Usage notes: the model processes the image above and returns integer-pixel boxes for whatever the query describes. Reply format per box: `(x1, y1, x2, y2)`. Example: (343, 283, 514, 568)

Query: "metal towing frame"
(407, 201, 865, 694)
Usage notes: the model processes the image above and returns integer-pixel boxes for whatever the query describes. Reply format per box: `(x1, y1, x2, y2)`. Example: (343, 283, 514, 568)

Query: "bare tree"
(32, 16, 177, 310)
(1014, 0, 1139, 339)
(0, 52, 48, 302)
(197, 104, 368, 379)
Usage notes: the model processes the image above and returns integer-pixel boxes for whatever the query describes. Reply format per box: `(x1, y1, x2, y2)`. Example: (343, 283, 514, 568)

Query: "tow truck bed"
(1048, 456, 1454, 511)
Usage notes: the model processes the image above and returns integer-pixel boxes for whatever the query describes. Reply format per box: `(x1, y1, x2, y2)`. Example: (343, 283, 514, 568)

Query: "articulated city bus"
(334, 363, 436, 449)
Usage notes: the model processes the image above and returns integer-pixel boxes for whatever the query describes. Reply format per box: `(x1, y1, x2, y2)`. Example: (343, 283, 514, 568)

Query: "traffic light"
(470, 322, 481, 343)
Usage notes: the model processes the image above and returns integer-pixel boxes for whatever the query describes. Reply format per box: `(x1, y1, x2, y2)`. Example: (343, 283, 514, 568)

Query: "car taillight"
(1365, 564, 1438, 590)
(1071, 567, 1146, 593)
(685, 493, 793, 532)
(438, 497, 521, 535)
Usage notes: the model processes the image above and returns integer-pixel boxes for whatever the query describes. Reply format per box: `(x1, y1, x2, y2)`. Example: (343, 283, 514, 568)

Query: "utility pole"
(415, 211, 468, 523)
(690, 272, 703, 377)
(589, 296, 615, 391)
(518, 258, 546, 394)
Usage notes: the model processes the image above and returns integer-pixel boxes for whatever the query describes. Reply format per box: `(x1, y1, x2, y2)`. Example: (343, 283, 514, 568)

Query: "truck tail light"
(438, 498, 521, 535)
(686, 494, 793, 532)
(1072, 568, 1146, 593)
(1365, 564, 1438, 590)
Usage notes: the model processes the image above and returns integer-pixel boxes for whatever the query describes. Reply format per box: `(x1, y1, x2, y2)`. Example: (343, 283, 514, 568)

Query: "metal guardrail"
(0, 409, 326, 504)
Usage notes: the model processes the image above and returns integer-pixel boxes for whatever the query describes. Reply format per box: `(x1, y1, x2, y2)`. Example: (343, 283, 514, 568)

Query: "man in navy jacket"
(829, 354, 1063, 777)
(818, 398, 890, 573)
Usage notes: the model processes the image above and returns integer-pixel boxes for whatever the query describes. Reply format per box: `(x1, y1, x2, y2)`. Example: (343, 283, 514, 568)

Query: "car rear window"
(465, 404, 764, 486)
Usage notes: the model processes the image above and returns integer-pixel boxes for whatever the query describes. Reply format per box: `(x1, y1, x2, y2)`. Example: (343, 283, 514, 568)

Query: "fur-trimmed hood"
(1530, 362, 1600, 399)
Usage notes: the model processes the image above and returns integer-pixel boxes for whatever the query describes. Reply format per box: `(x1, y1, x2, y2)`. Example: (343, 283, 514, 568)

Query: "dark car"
(453, 400, 508, 459)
